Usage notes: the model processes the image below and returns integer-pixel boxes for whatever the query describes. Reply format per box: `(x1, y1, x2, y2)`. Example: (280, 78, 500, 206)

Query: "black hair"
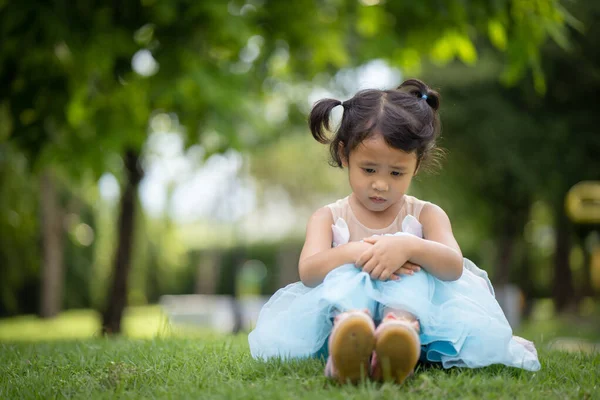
(309, 78, 442, 170)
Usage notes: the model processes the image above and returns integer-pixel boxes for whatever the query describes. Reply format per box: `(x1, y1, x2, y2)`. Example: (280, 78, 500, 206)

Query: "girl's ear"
(412, 158, 421, 176)
(413, 163, 420, 176)
(338, 142, 348, 167)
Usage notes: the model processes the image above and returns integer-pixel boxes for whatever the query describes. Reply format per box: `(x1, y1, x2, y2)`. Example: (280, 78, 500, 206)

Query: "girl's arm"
(298, 207, 372, 287)
(408, 203, 463, 281)
(360, 203, 463, 281)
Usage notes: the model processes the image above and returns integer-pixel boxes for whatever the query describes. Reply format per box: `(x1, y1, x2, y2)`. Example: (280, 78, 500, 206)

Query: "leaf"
(66, 90, 88, 129)
(531, 57, 547, 95)
(430, 35, 455, 65)
(456, 34, 478, 65)
(488, 19, 507, 51)
(430, 30, 477, 66)
(393, 48, 422, 74)
(356, 5, 385, 38)
(546, 24, 571, 51)
(0, 101, 13, 141)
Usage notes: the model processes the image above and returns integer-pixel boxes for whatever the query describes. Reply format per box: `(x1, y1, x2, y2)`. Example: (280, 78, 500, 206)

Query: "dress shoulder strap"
(325, 196, 350, 222)
(404, 195, 430, 221)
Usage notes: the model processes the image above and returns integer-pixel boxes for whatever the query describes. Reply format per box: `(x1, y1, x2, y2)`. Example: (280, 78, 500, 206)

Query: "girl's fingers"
(356, 249, 373, 267)
(379, 270, 392, 281)
(363, 258, 379, 274)
(395, 267, 415, 276)
(370, 264, 384, 280)
(363, 236, 378, 244)
(403, 262, 421, 272)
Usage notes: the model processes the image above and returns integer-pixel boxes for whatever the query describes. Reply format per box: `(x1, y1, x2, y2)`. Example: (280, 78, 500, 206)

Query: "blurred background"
(0, 0, 599, 342)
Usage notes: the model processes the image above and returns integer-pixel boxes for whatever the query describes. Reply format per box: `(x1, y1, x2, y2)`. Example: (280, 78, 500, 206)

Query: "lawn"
(1, 301, 599, 399)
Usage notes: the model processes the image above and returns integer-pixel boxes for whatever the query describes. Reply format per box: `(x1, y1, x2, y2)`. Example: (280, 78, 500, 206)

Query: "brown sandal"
(324, 310, 376, 383)
(371, 315, 420, 384)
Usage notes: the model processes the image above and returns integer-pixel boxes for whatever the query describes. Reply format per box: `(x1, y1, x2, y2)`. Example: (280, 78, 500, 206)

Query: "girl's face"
(343, 134, 418, 214)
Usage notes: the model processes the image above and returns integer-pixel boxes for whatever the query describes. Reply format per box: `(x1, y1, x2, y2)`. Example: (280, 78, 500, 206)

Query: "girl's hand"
(356, 235, 417, 281)
(392, 261, 421, 280)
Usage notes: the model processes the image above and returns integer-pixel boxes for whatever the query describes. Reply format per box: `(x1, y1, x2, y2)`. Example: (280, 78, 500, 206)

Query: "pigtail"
(397, 79, 441, 111)
(394, 79, 443, 172)
(423, 91, 440, 111)
(309, 98, 342, 144)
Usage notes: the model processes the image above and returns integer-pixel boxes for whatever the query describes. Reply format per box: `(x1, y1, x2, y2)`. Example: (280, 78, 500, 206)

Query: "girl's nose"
(372, 180, 388, 192)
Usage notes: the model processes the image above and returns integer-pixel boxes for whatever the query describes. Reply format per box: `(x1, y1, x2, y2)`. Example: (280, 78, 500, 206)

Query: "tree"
(418, 0, 600, 313)
(532, 0, 600, 311)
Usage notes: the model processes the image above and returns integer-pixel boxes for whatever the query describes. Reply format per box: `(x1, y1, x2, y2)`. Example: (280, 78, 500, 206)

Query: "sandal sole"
(373, 323, 420, 384)
(330, 314, 375, 383)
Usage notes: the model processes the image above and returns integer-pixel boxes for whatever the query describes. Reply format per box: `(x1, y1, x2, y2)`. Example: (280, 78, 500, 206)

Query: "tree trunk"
(195, 250, 220, 295)
(276, 244, 301, 290)
(518, 243, 535, 320)
(495, 224, 514, 287)
(39, 170, 65, 318)
(578, 227, 596, 299)
(230, 249, 245, 334)
(493, 198, 530, 323)
(494, 220, 516, 320)
(494, 207, 527, 286)
(552, 205, 575, 313)
(102, 150, 143, 334)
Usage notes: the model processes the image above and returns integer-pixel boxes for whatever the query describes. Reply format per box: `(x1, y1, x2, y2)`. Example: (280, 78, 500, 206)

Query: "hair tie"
(421, 94, 428, 100)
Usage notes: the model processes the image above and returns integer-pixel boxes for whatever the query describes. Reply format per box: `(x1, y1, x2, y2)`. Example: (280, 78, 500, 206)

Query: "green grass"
(1, 336, 598, 399)
(1, 301, 599, 399)
(0, 306, 172, 341)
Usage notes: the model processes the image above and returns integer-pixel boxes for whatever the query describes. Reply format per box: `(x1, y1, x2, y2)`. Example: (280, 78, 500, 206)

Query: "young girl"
(248, 79, 540, 383)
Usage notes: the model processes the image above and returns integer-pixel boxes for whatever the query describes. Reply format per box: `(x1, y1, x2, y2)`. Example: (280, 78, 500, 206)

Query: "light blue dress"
(248, 215, 540, 371)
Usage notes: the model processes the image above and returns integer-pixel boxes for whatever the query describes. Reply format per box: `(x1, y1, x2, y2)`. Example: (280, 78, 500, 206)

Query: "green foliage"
(0, 0, 585, 317)
(414, 0, 600, 287)
(0, 144, 40, 315)
(0, 159, 103, 316)
(249, 133, 349, 205)
(62, 201, 97, 310)
(0, 0, 574, 175)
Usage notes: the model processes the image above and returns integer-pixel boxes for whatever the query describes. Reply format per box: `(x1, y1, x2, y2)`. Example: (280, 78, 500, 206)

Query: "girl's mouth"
(369, 196, 386, 204)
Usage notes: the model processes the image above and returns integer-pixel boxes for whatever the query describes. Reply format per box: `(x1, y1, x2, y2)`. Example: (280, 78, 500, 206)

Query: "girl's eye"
(363, 168, 376, 174)
(391, 171, 404, 177)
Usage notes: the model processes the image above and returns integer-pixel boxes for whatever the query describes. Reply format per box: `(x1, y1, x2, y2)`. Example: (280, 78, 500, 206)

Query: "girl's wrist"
(398, 234, 421, 259)
(343, 241, 371, 261)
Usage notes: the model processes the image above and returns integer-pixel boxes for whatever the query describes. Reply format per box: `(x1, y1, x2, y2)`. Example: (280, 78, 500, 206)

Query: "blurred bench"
(159, 294, 269, 333)
(495, 284, 522, 329)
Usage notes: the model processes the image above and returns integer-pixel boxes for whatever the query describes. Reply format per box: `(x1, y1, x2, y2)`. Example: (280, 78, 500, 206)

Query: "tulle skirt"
(248, 259, 540, 371)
